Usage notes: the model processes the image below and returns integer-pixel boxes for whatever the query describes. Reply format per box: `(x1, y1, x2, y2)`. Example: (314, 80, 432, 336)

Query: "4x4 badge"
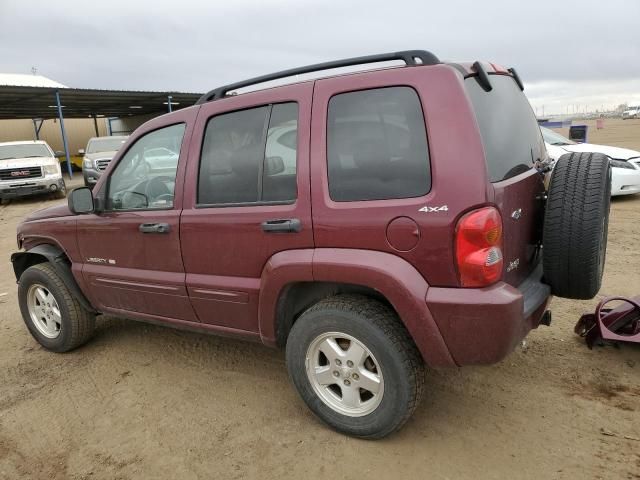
(418, 205, 448, 213)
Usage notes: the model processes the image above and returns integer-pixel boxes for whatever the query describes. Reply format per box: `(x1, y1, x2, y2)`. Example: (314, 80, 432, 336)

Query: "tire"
(54, 181, 67, 199)
(286, 294, 425, 439)
(18, 263, 95, 352)
(543, 152, 611, 299)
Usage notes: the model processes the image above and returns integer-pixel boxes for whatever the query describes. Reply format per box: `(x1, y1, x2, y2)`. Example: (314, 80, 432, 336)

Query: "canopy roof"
(0, 85, 202, 120)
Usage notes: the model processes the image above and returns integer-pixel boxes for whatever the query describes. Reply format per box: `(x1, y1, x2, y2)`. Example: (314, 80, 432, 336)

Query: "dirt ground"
(1, 121, 639, 480)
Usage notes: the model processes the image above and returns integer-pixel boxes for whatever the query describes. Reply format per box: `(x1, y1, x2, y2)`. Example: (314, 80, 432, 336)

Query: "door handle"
(138, 223, 171, 234)
(261, 218, 302, 233)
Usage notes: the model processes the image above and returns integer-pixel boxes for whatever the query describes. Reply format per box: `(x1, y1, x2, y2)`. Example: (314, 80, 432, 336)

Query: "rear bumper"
(426, 263, 550, 366)
(0, 176, 65, 199)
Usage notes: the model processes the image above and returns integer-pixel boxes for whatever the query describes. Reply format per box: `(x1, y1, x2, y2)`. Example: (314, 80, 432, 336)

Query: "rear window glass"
(198, 102, 298, 205)
(465, 75, 545, 182)
(327, 86, 430, 202)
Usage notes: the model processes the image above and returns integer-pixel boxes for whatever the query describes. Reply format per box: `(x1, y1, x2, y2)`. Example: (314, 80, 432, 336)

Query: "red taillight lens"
(455, 207, 504, 287)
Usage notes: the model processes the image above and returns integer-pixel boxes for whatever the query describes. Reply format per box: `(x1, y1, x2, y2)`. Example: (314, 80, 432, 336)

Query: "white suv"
(0, 141, 66, 202)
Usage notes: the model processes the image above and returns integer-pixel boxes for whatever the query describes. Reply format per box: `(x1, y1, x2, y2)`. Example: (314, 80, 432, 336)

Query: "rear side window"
(327, 87, 430, 202)
(198, 102, 298, 205)
(465, 75, 545, 182)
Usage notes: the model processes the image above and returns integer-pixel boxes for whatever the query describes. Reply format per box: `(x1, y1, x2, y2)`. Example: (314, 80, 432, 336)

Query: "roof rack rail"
(196, 50, 440, 104)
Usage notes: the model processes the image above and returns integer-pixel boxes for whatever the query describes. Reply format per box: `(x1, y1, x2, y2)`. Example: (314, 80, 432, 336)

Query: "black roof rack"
(196, 50, 440, 104)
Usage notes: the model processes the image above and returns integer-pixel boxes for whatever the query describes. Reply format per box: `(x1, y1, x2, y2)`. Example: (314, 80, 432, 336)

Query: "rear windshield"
(465, 74, 545, 182)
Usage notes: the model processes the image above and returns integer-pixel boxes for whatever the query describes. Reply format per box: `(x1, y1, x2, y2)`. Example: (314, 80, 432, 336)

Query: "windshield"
(540, 127, 576, 146)
(87, 137, 127, 154)
(0, 144, 51, 160)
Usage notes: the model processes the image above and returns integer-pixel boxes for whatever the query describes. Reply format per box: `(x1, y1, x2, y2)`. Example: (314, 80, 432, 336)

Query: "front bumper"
(83, 167, 103, 186)
(0, 175, 65, 199)
(611, 167, 640, 196)
(426, 263, 550, 366)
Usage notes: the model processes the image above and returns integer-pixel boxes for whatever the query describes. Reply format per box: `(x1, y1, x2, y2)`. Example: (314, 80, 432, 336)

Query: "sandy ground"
(1, 121, 639, 480)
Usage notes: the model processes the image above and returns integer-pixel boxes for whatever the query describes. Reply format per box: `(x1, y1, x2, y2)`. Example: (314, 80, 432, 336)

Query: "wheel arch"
(258, 248, 455, 367)
(11, 244, 97, 313)
(273, 281, 388, 348)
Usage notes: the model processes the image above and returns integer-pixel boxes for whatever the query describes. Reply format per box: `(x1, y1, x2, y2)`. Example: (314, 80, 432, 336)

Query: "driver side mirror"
(54, 151, 66, 158)
(78, 148, 85, 156)
(68, 187, 95, 215)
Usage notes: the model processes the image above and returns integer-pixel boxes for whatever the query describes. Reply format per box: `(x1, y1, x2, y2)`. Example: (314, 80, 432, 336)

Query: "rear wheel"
(18, 263, 95, 352)
(543, 152, 611, 299)
(286, 294, 425, 439)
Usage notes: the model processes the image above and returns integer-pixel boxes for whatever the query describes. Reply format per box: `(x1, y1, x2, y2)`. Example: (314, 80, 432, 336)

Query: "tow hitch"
(575, 296, 640, 348)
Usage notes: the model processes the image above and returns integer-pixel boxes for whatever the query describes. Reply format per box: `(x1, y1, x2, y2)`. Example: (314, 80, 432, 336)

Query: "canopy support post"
(32, 118, 44, 140)
(92, 115, 99, 136)
(55, 90, 73, 179)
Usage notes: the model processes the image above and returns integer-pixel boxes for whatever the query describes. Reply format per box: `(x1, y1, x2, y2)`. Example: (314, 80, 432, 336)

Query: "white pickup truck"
(0, 141, 66, 203)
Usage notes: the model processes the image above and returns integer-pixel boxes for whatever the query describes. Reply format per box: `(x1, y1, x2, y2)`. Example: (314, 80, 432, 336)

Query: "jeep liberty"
(11, 50, 611, 438)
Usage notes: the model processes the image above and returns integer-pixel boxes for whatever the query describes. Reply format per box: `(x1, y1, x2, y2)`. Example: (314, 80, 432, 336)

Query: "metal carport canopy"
(0, 85, 202, 120)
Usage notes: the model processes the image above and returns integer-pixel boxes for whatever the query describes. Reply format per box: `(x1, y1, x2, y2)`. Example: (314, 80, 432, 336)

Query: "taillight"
(455, 206, 504, 287)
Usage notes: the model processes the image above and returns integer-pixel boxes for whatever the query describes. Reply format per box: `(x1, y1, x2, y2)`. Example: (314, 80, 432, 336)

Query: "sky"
(1, 0, 639, 115)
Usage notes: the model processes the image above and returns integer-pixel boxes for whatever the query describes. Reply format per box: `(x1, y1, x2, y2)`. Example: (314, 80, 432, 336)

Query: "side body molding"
(259, 248, 455, 367)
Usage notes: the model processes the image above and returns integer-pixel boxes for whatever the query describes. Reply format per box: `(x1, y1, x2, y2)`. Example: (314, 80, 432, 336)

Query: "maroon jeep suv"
(12, 50, 611, 438)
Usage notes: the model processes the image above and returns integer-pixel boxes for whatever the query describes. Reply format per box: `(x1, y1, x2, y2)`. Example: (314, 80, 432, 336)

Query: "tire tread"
(543, 152, 611, 299)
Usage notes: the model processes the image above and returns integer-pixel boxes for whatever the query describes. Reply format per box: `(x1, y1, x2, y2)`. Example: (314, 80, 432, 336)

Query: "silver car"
(81, 136, 128, 188)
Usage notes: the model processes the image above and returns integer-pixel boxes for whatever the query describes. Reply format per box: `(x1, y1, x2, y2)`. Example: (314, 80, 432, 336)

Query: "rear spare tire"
(543, 152, 611, 299)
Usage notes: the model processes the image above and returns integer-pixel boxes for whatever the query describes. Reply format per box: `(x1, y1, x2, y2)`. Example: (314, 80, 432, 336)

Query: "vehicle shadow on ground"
(0, 194, 60, 208)
(85, 313, 639, 443)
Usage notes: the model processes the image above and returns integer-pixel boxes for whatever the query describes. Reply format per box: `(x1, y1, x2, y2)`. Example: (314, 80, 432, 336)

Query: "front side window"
(107, 123, 185, 210)
(327, 87, 431, 202)
(198, 102, 298, 205)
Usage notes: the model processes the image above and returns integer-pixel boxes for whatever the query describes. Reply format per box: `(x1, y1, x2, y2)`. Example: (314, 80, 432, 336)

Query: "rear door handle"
(139, 223, 170, 234)
(261, 218, 302, 233)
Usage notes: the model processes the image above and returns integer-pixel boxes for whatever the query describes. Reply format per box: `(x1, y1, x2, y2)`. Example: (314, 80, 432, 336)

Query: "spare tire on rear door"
(543, 152, 611, 300)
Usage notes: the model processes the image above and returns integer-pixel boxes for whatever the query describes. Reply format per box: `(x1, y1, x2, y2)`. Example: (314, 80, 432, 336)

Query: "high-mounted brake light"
(455, 207, 504, 287)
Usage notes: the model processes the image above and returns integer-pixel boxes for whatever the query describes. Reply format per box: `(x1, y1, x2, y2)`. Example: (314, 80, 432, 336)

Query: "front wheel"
(18, 263, 95, 352)
(286, 294, 425, 439)
(53, 182, 67, 199)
